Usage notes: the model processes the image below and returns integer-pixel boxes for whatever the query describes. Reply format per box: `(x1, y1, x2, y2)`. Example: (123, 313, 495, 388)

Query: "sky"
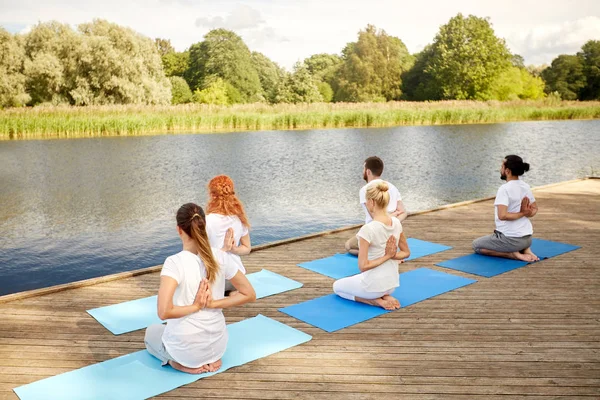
(1, 0, 599, 70)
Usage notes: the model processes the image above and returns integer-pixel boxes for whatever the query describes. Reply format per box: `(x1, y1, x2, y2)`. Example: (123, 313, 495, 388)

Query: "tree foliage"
(541, 55, 586, 101)
(192, 76, 229, 105)
(169, 76, 192, 104)
(251, 51, 283, 103)
(186, 29, 261, 103)
(0, 28, 30, 107)
(334, 25, 413, 102)
(276, 62, 323, 104)
(579, 40, 600, 100)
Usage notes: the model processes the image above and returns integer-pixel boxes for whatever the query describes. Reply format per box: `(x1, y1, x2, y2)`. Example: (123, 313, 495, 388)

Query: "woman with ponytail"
(144, 203, 256, 374)
(472, 155, 539, 262)
(206, 175, 251, 292)
(333, 181, 410, 310)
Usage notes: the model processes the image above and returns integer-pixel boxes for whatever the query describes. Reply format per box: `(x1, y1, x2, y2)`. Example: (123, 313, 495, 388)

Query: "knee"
(332, 280, 341, 295)
(472, 238, 483, 254)
(144, 324, 162, 347)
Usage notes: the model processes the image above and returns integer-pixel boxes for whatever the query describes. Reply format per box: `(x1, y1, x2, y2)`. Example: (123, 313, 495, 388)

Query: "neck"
(367, 175, 381, 183)
(506, 175, 519, 182)
(370, 207, 388, 220)
(182, 237, 198, 254)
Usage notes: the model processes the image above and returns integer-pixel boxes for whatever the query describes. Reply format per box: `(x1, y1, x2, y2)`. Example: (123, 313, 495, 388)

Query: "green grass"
(1, 100, 600, 139)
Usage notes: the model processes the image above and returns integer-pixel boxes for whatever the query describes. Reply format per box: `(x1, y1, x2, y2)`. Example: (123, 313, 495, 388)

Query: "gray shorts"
(472, 230, 532, 254)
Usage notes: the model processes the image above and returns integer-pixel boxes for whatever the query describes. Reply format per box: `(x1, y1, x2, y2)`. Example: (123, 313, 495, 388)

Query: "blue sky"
(1, 0, 599, 69)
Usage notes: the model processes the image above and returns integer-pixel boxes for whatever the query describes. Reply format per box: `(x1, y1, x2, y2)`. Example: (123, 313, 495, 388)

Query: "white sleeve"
(494, 186, 509, 206)
(527, 189, 536, 203)
(160, 257, 180, 284)
(393, 217, 403, 236)
(241, 223, 249, 237)
(393, 184, 402, 202)
(359, 187, 366, 204)
(356, 224, 372, 244)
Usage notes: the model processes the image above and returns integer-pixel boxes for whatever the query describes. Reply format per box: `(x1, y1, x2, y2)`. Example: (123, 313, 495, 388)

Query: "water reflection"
(0, 120, 598, 295)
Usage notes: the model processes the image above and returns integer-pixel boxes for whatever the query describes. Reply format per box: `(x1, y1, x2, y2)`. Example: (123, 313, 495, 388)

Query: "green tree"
(186, 29, 261, 102)
(405, 14, 512, 100)
(276, 62, 323, 103)
(401, 45, 440, 100)
(485, 66, 545, 100)
(579, 40, 600, 100)
(334, 25, 414, 102)
(317, 81, 334, 102)
(541, 55, 586, 100)
(155, 38, 175, 57)
(0, 28, 30, 107)
(75, 20, 171, 105)
(303, 53, 342, 84)
(162, 51, 189, 77)
(192, 76, 229, 105)
(22, 21, 80, 105)
(169, 76, 192, 104)
(251, 51, 283, 103)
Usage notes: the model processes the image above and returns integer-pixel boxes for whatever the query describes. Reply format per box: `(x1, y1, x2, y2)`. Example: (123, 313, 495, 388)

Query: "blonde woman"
(144, 203, 256, 374)
(333, 181, 410, 310)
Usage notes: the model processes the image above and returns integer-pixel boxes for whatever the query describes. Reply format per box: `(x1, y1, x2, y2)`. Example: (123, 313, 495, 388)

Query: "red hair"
(206, 175, 250, 229)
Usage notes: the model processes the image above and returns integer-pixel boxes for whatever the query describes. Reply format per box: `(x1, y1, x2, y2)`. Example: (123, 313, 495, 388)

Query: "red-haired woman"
(206, 175, 251, 292)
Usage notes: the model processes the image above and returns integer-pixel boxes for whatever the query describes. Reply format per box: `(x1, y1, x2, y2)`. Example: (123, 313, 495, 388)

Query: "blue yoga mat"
(437, 238, 580, 278)
(14, 315, 312, 400)
(279, 267, 476, 332)
(297, 238, 452, 279)
(87, 269, 302, 335)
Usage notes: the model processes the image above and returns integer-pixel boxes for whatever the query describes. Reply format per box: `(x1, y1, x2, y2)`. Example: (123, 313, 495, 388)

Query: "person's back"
(494, 179, 534, 237)
(161, 249, 235, 368)
(472, 155, 539, 262)
(358, 217, 402, 292)
(144, 202, 256, 375)
(206, 214, 248, 272)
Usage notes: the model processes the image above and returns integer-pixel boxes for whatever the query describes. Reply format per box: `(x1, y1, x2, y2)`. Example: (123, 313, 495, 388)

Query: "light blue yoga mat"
(14, 314, 312, 400)
(87, 269, 302, 335)
(297, 238, 452, 279)
(437, 238, 581, 278)
(279, 267, 476, 332)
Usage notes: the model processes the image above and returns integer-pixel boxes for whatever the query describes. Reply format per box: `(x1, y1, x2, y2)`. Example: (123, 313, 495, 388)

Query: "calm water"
(1, 120, 599, 295)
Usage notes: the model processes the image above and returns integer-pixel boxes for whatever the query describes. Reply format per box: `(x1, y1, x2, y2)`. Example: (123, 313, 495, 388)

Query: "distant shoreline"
(1, 100, 599, 140)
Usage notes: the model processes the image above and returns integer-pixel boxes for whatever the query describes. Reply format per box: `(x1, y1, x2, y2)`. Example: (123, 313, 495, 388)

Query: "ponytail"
(176, 203, 220, 284)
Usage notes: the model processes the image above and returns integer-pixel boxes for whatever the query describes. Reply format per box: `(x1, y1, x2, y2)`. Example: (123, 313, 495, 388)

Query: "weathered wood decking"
(1, 179, 599, 399)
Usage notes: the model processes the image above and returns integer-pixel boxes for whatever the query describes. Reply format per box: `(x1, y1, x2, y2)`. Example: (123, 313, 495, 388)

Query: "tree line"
(0, 14, 598, 108)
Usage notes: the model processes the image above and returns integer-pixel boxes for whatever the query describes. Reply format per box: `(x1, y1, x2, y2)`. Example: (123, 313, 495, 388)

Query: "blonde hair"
(365, 181, 390, 210)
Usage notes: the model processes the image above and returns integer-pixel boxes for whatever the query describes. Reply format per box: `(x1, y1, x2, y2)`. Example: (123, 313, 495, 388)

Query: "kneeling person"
(472, 155, 539, 262)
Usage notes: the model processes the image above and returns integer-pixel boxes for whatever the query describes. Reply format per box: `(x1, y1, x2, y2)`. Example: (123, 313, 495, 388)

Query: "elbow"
(247, 288, 257, 303)
(157, 309, 168, 321)
(403, 250, 411, 260)
(358, 262, 368, 272)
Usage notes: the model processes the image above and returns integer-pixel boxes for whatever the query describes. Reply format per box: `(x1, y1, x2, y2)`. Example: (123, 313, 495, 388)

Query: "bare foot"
(522, 248, 540, 262)
(511, 251, 532, 262)
(373, 297, 397, 310)
(382, 295, 400, 309)
(168, 360, 210, 374)
(206, 359, 222, 372)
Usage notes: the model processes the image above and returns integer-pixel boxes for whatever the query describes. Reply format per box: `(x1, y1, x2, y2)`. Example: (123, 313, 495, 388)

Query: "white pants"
(333, 274, 394, 301)
(144, 324, 172, 366)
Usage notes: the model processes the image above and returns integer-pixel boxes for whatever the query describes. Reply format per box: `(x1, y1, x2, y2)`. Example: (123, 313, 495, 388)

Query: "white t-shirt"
(359, 179, 402, 224)
(160, 249, 238, 368)
(494, 179, 535, 237)
(206, 213, 249, 274)
(356, 217, 403, 292)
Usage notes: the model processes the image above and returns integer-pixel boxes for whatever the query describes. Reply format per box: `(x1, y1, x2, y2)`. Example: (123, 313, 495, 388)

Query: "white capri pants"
(333, 274, 394, 301)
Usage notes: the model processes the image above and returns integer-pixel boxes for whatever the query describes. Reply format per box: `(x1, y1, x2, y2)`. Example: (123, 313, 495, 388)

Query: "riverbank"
(1, 100, 600, 139)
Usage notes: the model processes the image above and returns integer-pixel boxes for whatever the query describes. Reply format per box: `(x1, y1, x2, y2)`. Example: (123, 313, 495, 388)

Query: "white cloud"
(506, 16, 600, 65)
(195, 5, 264, 30)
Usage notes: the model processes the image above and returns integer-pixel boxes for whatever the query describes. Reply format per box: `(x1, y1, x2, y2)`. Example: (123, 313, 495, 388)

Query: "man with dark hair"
(345, 156, 407, 256)
(472, 155, 539, 262)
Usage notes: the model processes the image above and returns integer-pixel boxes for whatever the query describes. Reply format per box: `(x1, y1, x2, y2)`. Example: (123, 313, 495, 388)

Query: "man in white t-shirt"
(472, 155, 540, 262)
(345, 156, 407, 255)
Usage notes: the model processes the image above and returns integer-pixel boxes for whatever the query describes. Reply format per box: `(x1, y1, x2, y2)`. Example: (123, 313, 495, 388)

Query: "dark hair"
(176, 203, 219, 283)
(504, 155, 530, 177)
(365, 156, 384, 176)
